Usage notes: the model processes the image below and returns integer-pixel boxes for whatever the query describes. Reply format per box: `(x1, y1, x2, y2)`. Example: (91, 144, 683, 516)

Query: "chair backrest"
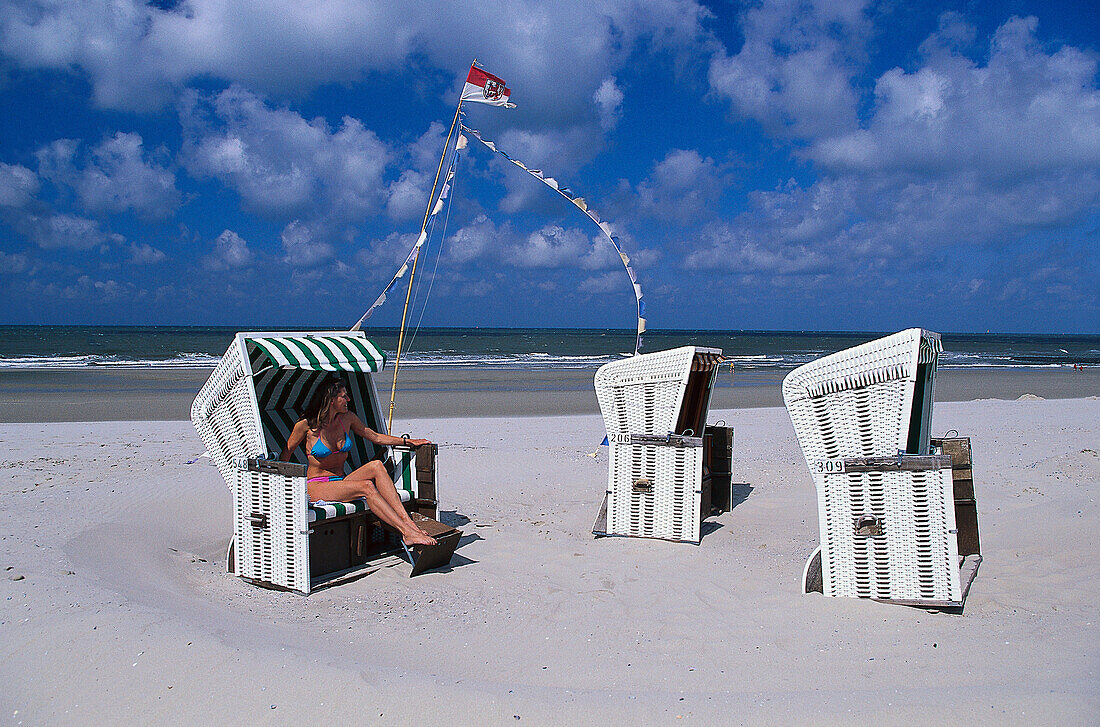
(192, 332, 389, 490)
(595, 346, 722, 437)
(253, 367, 388, 469)
(782, 328, 941, 464)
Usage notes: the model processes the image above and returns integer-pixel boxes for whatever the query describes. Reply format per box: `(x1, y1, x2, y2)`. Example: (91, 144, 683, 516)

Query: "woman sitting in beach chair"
(279, 376, 437, 546)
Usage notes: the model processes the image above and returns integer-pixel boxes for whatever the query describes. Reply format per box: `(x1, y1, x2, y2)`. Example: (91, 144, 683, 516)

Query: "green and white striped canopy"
(246, 335, 386, 373)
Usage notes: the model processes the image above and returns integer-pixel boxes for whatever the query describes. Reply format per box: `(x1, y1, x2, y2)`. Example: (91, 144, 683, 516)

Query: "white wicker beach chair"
(191, 331, 456, 594)
(593, 346, 732, 543)
(783, 328, 980, 608)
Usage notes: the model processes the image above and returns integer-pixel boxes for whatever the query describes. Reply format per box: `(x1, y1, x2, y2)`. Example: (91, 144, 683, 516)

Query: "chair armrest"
(811, 453, 952, 474)
(241, 458, 306, 477)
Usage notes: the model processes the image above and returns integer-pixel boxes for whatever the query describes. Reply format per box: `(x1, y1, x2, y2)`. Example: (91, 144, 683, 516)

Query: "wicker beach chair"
(191, 331, 459, 594)
(783, 328, 981, 608)
(592, 346, 732, 543)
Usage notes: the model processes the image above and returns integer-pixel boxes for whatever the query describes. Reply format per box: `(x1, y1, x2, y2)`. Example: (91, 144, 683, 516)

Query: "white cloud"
(361, 214, 625, 276)
(36, 133, 180, 219)
(683, 220, 829, 275)
(0, 0, 160, 108)
(355, 230, 421, 274)
(181, 86, 391, 222)
(280, 219, 333, 267)
(635, 148, 727, 223)
(441, 214, 507, 266)
(43, 274, 132, 301)
(507, 225, 619, 270)
(0, 162, 39, 208)
(1, 157, 130, 251)
(203, 229, 252, 270)
(579, 271, 627, 294)
(386, 169, 432, 222)
(79, 133, 179, 219)
(708, 0, 868, 137)
(93, 278, 122, 297)
(484, 126, 601, 214)
(689, 12, 1100, 297)
(593, 77, 624, 131)
(23, 212, 124, 250)
(1, 0, 711, 117)
(809, 15, 1100, 180)
(0, 250, 31, 274)
(128, 242, 166, 265)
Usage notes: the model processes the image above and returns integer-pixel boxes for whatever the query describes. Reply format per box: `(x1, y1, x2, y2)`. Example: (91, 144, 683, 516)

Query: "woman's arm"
(348, 413, 430, 447)
(279, 419, 309, 461)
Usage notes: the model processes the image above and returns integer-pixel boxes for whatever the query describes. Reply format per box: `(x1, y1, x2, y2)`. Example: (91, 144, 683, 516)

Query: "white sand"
(1, 398, 1098, 725)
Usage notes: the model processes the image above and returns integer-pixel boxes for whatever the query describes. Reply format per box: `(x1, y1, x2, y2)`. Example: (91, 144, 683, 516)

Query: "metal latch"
(248, 512, 268, 529)
(854, 514, 883, 536)
(632, 478, 654, 493)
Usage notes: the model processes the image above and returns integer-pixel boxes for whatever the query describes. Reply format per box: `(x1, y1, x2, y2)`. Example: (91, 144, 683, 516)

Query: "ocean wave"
(399, 351, 621, 369)
(0, 345, 1092, 371)
(0, 353, 222, 369)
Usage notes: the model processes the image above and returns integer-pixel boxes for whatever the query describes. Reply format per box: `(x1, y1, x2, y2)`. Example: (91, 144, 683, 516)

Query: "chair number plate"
(812, 459, 846, 474)
(609, 433, 631, 445)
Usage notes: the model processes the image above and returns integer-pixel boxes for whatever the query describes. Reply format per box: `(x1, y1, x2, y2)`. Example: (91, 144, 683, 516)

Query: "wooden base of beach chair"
(234, 510, 452, 593)
(704, 425, 734, 513)
(802, 546, 823, 594)
(591, 493, 610, 537)
(310, 514, 377, 577)
(930, 436, 982, 558)
(401, 512, 461, 576)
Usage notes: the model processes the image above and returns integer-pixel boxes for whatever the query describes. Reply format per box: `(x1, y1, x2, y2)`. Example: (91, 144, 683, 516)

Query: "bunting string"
(460, 124, 646, 354)
(350, 164, 457, 330)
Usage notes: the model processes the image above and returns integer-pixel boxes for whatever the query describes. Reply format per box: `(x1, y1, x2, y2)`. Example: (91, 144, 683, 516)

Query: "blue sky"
(0, 0, 1097, 333)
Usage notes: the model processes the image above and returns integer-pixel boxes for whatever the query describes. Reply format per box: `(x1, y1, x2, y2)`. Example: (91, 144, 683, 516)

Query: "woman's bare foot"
(402, 528, 437, 547)
(404, 516, 434, 539)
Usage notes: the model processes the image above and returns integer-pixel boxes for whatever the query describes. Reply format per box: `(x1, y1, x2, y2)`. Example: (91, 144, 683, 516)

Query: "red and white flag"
(461, 66, 515, 107)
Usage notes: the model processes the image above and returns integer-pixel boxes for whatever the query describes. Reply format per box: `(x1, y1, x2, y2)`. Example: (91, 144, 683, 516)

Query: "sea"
(0, 326, 1097, 371)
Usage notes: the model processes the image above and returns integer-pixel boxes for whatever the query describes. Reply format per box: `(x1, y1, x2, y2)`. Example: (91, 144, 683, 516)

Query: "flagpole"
(386, 62, 474, 432)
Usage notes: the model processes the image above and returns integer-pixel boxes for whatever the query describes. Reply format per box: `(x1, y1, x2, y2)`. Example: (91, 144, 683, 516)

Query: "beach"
(1, 372, 1098, 724)
(1, 365, 1098, 421)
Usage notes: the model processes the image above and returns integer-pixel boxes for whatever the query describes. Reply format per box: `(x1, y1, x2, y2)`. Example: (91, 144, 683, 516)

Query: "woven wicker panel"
(595, 347, 697, 437)
(234, 466, 310, 593)
(783, 329, 959, 603)
(192, 339, 264, 489)
(606, 442, 703, 542)
(794, 380, 912, 461)
(596, 347, 715, 543)
(783, 328, 939, 406)
(783, 329, 936, 462)
(818, 467, 960, 602)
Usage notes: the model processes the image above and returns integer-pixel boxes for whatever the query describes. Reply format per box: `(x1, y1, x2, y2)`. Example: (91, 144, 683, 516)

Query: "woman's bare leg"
(308, 476, 435, 545)
(345, 460, 432, 536)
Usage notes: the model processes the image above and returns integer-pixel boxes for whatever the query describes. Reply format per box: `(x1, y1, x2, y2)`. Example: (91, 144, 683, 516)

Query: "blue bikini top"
(310, 432, 353, 458)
